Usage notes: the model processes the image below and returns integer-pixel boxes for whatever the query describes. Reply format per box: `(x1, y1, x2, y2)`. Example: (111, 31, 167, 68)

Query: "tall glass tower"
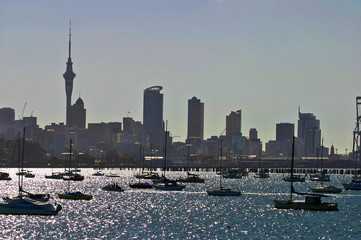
(142, 86, 164, 150)
(297, 109, 321, 157)
(187, 97, 204, 140)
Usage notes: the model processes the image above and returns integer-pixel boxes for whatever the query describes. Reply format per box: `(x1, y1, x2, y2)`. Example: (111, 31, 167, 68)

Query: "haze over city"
(1, 0, 361, 152)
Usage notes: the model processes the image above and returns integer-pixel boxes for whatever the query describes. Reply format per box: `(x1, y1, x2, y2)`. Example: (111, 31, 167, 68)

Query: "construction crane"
(19, 102, 27, 119)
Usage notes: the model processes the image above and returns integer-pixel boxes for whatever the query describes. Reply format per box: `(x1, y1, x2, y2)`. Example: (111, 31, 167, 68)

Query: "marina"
(0, 168, 360, 239)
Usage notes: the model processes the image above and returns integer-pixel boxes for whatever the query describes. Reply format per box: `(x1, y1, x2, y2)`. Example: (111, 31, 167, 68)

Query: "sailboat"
(9, 130, 50, 202)
(309, 143, 330, 182)
(310, 139, 342, 193)
(0, 129, 62, 215)
(343, 97, 361, 190)
(58, 139, 92, 200)
(282, 148, 306, 182)
(45, 169, 63, 179)
(152, 122, 186, 191)
(179, 143, 205, 183)
(274, 136, 338, 211)
(207, 140, 241, 196)
(129, 146, 153, 189)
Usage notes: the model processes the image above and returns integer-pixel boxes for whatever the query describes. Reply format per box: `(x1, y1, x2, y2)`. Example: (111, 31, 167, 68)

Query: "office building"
(187, 96, 204, 140)
(142, 86, 164, 150)
(276, 123, 294, 142)
(226, 110, 241, 136)
(297, 109, 321, 157)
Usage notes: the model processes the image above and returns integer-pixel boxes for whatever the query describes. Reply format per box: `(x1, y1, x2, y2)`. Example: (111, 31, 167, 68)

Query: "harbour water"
(0, 168, 360, 239)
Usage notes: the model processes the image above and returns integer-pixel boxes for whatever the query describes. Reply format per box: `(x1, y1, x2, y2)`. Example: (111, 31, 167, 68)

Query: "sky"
(1, 0, 361, 153)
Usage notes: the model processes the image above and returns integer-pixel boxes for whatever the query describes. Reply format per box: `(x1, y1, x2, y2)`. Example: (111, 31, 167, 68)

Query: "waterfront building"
(276, 123, 294, 142)
(142, 86, 164, 150)
(123, 117, 142, 142)
(226, 110, 241, 136)
(225, 110, 244, 155)
(187, 97, 204, 141)
(68, 97, 86, 129)
(88, 122, 109, 146)
(246, 128, 262, 157)
(297, 109, 321, 157)
(0, 107, 15, 138)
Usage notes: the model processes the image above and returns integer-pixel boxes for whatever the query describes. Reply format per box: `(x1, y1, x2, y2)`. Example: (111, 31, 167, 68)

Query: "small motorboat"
(92, 171, 104, 176)
(102, 183, 124, 192)
(179, 173, 205, 183)
(207, 187, 241, 196)
(105, 173, 120, 178)
(152, 181, 186, 191)
(58, 191, 92, 200)
(0, 172, 11, 181)
(129, 182, 153, 189)
(62, 173, 84, 181)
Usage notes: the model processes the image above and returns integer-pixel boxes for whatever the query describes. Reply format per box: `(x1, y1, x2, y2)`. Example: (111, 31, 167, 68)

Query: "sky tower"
(63, 21, 76, 125)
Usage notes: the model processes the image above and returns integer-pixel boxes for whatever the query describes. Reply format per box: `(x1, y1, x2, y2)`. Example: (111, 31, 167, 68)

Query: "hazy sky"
(1, 0, 361, 153)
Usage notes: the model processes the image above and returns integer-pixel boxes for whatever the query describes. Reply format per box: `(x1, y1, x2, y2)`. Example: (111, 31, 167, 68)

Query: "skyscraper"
(142, 86, 164, 150)
(226, 110, 242, 137)
(297, 109, 321, 157)
(276, 123, 294, 142)
(63, 23, 76, 125)
(68, 97, 86, 129)
(187, 97, 204, 140)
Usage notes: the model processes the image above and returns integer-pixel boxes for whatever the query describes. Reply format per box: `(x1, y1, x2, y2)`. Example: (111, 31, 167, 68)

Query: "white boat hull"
(0, 197, 61, 215)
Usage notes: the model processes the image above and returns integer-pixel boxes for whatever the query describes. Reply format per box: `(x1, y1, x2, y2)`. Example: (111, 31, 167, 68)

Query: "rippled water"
(0, 169, 360, 239)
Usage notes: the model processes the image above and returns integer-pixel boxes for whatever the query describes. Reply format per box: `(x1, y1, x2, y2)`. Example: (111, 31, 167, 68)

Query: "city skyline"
(1, 1, 361, 153)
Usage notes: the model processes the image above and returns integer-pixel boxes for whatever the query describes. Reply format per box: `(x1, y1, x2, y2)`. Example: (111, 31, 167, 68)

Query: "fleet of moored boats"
(1, 97, 361, 215)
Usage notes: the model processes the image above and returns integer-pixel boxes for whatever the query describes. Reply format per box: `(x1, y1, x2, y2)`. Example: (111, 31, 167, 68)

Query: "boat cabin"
(305, 195, 322, 204)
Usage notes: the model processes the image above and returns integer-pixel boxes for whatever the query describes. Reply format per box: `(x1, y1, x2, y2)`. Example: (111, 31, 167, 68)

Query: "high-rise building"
(142, 86, 164, 150)
(297, 109, 321, 157)
(0, 108, 15, 125)
(187, 96, 204, 140)
(226, 110, 241, 137)
(63, 23, 76, 125)
(68, 97, 86, 129)
(249, 128, 258, 140)
(0, 107, 15, 138)
(276, 123, 294, 142)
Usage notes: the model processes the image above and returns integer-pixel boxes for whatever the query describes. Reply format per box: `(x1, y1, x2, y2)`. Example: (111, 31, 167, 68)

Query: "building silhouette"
(187, 96, 204, 140)
(63, 23, 76, 126)
(142, 86, 164, 150)
(226, 110, 242, 136)
(0, 107, 15, 138)
(297, 109, 321, 157)
(276, 123, 294, 142)
(68, 97, 86, 129)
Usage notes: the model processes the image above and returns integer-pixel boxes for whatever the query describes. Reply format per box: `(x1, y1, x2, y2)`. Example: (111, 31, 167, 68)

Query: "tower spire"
(63, 21, 76, 126)
(68, 20, 71, 59)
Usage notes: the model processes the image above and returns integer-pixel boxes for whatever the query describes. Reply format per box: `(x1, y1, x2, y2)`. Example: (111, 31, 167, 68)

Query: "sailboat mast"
(220, 140, 223, 188)
(290, 136, 295, 202)
(17, 132, 21, 195)
(163, 121, 168, 177)
(21, 127, 26, 191)
(67, 139, 72, 192)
